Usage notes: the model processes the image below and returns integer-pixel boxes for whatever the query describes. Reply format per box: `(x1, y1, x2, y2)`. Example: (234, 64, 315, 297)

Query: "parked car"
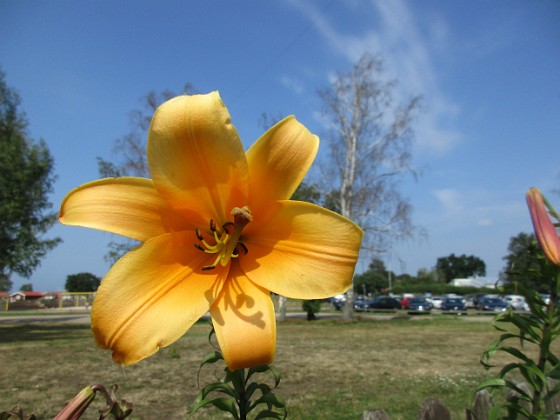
(441, 297, 467, 314)
(368, 296, 402, 310)
(354, 298, 369, 312)
(407, 297, 432, 314)
(400, 297, 411, 309)
(478, 296, 508, 312)
(504, 294, 529, 311)
(430, 296, 443, 309)
(464, 294, 477, 308)
(329, 294, 346, 310)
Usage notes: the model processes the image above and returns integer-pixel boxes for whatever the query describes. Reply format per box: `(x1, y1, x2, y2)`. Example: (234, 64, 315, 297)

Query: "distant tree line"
(353, 231, 550, 296)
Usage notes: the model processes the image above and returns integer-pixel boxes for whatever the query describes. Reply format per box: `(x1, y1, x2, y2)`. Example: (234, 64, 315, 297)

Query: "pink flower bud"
(526, 187, 560, 266)
(54, 386, 96, 420)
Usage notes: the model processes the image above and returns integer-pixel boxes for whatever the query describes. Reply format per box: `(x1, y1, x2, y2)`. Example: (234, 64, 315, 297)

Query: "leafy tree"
(415, 267, 445, 283)
(435, 253, 486, 283)
(501, 232, 547, 293)
(65, 272, 101, 292)
(0, 70, 61, 292)
(318, 54, 422, 319)
(353, 258, 393, 295)
(20, 283, 33, 292)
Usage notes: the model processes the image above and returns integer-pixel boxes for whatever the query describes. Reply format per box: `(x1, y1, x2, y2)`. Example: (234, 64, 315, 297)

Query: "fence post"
(417, 397, 451, 420)
(469, 389, 492, 420)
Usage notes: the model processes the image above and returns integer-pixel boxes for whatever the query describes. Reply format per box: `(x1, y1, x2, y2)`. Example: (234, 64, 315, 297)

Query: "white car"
(504, 294, 529, 311)
(430, 296, 443, 309)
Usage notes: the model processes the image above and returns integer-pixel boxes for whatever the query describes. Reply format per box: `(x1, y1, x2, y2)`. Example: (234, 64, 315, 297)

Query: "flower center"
(194, 206, 253, 270)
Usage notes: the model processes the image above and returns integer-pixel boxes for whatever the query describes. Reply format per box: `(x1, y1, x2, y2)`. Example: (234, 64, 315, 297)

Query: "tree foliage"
(20, 283, 33, 292)
(0, 70, 61, 292)
(501, 232, 548, 293)
(353, 258, 393, 295)
(435, 253, 486, 283)
(65, 272, 101, 292)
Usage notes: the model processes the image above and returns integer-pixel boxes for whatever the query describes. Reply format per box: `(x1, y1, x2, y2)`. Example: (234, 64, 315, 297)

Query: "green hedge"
(389, 282, 498, 296)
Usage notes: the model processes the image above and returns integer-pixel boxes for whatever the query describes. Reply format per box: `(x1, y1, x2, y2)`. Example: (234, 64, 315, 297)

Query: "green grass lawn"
(0, 316, 521, 419)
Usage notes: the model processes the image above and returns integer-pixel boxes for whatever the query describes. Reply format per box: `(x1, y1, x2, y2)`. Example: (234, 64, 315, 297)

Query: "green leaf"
(224, 368, 246, 395)
(254, 392, 286, 409)
(246, 364, 281, 388)
(499, 346, 532, 363)
(199, 350, 223, 368)
(498, 362, 523, 378)
(191, 397, 240, 420)
(245, 382, 272, 401)
(199, 382, 238, 400)
(503, 380, 533, 401)
(476, 377, 507, 392)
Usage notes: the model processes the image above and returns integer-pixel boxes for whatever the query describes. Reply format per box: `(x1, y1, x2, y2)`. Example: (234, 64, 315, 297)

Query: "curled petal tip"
(526, 188, 560, 266)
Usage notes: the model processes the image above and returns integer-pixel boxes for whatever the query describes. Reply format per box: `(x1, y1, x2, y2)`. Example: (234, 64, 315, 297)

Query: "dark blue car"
(407, 297, 432, 314)
(441, 297, 466, 314)
(478, 296, 508, 312)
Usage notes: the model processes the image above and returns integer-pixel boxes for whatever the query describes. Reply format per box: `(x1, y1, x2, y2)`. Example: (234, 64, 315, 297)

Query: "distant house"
(450, 277, 500, 288)
(9, 291, 44, 302)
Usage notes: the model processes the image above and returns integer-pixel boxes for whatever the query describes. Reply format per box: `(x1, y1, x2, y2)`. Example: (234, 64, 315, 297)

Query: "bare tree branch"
(318, 54, 423, 318)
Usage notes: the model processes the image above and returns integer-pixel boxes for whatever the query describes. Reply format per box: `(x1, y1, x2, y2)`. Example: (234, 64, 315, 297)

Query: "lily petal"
(246, 116, 319, 219)
(92, 232, 227, 365)
(210, 264, 276, 371)
(148, 93, 249, 226)
(241, 201, 363, 299)
(527, 188, 560, 266)
(59, 177, 190, 241)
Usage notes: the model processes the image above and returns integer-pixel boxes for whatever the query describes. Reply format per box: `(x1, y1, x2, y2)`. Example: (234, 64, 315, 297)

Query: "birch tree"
(318, 55, 422, 319)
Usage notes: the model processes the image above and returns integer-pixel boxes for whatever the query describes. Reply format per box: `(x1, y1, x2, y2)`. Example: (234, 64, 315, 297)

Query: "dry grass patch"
(0, 316, 546, 419)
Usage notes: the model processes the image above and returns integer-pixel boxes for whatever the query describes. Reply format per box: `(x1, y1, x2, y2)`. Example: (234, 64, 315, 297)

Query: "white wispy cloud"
(280, 75, 304, 95)
(431, 187, 528, 230)
(287, 0, 462, 156)
(433, 188, 463, 214)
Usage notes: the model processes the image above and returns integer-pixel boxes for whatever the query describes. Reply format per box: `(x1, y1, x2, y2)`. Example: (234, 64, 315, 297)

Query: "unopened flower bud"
(526, 187, 560, 266)
(54, 386, 96, 420)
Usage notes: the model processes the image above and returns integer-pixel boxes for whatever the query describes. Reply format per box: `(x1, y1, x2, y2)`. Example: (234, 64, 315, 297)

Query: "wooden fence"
(362, 383, 560, 419)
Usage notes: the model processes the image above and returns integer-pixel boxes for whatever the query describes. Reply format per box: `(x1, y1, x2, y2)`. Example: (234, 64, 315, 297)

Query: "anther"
(195, 228, 204, 241)
(194, 243, 205, 252)
(202, 265, 216, 271)
(209, 219, 216, 232)
(237, 242, 248, 255)
(222, 222, 234, 233)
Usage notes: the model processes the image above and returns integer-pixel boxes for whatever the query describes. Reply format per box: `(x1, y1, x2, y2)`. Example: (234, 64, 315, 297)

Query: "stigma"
(194, 206, 252, 270)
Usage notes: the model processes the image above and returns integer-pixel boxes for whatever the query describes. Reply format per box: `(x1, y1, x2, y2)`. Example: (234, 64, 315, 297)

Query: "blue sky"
(1, 0, 559, 291)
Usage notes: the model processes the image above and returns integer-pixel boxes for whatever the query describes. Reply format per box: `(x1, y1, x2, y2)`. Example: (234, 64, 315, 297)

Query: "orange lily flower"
(526, 187, 560, 266)
(59, 92, 363, 370)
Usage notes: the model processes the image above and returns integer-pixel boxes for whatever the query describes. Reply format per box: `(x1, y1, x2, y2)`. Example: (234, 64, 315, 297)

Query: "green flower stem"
(533, 268, 560, 416)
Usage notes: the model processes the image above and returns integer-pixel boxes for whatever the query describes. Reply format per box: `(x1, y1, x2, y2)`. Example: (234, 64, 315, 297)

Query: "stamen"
(237, 242, 248, 255)
(193, 206, 253, 270)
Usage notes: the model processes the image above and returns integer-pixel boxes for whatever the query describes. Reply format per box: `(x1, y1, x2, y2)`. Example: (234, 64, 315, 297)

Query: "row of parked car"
(331, 293, 533, 314)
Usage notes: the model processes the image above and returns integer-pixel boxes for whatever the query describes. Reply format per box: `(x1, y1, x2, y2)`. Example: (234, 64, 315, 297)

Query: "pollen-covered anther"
(194, 206, 253, 270)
